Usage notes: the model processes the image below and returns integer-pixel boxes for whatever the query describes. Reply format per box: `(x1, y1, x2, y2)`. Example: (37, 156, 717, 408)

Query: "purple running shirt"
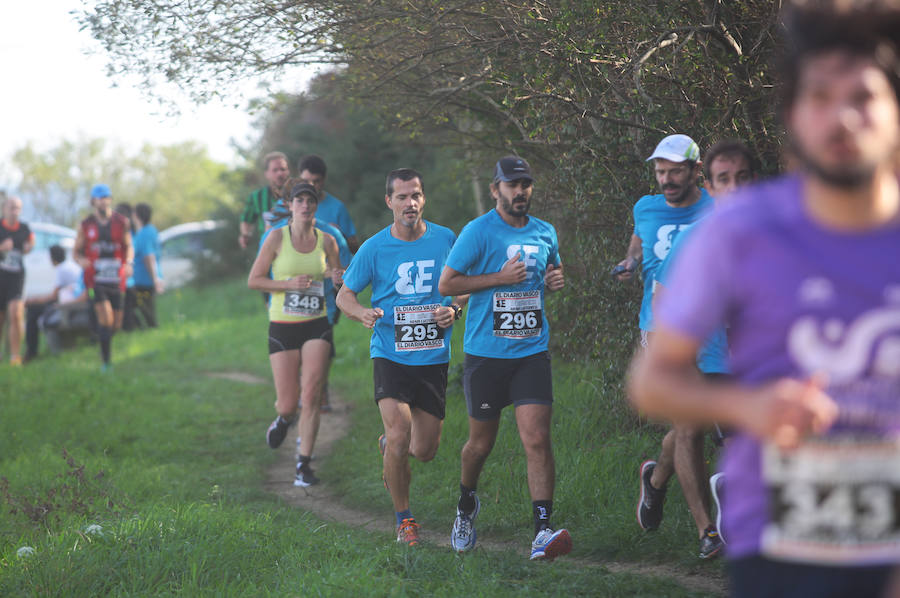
(657, 174, 900, 564)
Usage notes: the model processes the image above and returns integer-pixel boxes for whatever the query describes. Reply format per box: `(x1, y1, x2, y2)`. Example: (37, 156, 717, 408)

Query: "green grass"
(0, 278, 715, 596)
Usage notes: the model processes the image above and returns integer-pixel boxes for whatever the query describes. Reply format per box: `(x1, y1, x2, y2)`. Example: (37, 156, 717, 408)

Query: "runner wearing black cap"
(439, 156, 571, 560)
(248, 182, 343, 487)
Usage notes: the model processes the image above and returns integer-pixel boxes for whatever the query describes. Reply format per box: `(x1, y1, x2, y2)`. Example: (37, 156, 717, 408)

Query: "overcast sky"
(1, 1, 315, 186)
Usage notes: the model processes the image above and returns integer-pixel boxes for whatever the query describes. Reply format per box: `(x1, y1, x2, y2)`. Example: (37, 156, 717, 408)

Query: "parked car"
(23, 222, 78, 298)
(159, 220, 228, 288)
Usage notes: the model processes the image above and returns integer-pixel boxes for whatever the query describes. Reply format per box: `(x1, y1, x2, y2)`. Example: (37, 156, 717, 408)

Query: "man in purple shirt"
(629, 2, 900, 596)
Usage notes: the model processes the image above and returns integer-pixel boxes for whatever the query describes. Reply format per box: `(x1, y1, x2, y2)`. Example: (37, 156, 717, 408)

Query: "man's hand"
(743, 376, 838, 449)
(499, 253, 528, 285)
(613, 258, 637, 281)
(329, 268, 344, 287)
(433, 305, 456, 328)
(545, 264, 564, 292)
(155, 279, 165, 295)
(238, 233, 250, 249)
(361, 307, 384, 329)
(123, 263, 134, 279)
(0, 238, 12, 252)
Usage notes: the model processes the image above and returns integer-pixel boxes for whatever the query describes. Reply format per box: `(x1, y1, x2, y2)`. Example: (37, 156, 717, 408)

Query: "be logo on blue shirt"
(507, 244, 539, 280)
(395, 260, 435, 295)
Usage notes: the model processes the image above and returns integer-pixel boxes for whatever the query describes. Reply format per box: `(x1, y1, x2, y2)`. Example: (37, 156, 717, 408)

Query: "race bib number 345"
(394, 303, 445, 352)
(761, 436, 900, 565)
(493, 290, 542, 338)
(283, 280, 325, 317)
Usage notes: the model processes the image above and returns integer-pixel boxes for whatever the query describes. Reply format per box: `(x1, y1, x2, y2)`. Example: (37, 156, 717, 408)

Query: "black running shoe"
(266, 415, 294, 449)
(636, 460, 666, 531)
(294, 461, 320, 487)
(699, 526, 723, 560)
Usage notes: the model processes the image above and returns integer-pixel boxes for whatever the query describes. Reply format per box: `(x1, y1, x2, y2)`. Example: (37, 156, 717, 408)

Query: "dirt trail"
(253, 391, 728, 596)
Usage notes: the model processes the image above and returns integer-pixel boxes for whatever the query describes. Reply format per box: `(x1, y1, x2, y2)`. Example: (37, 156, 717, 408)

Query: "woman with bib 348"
(248, 182, 343, 487)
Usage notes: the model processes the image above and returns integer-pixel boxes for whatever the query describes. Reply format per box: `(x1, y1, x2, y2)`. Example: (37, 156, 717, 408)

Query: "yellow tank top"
(268, 227, 328, 323)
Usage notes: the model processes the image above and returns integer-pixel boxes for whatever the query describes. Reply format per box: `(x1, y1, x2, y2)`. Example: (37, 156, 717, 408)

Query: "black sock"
(533, 500, 553, 534)
(98, 326, 112, 364)
(458, 483, 477, 514)
(297, 455, 311, 470)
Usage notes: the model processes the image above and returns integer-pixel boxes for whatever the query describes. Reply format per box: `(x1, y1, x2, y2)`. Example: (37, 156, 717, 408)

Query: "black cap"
(493, 156, 533, 183)
(289, 182, 319, 201)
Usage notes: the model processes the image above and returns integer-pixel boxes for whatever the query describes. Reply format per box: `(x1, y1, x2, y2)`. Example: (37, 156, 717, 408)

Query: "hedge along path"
(257, 392, 727, 596)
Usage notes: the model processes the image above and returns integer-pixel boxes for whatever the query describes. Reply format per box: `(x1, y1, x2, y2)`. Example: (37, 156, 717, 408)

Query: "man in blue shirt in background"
(297, 155, 359, 253)
(131, 203, 163, 328)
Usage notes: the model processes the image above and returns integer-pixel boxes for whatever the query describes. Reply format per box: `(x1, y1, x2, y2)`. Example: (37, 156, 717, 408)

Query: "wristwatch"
(451, 304, 463, 320)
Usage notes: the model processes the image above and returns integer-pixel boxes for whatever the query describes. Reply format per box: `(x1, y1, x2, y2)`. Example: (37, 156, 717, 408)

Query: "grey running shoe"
(266, 414, 294, 449)
(450, 494, 481, 553)
(699, 526, 723, 560)
(294, 461, 320, 487)
(529, 527, 572, 561)
(710, 472, 726, 545)
(637, 460, 666, 531)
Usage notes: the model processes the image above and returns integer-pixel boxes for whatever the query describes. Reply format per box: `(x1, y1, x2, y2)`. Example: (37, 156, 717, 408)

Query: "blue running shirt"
(316, 192, 356, 240)
(655, 222, 729, 374)
(633, 188, 712, 331)
(445, 209, 561, 359)
(342, 221, 457, 365)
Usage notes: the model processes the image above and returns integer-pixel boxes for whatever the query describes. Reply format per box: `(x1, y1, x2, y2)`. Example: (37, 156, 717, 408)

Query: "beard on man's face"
(501, 193, 530, 215)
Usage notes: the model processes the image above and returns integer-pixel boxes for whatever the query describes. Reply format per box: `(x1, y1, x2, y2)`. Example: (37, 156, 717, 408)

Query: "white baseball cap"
(646, 134, 700, 163)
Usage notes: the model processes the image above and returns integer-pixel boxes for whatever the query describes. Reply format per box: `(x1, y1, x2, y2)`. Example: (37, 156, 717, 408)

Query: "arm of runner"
(545, 263, 564, 292)
(335, 285, 383, 329)
(23, 231, 35, 255)
(438, 254, 527, 296)
(123, 229, 134, 279)
(628, 325, 838, 449)
(615, 234, 642, 280)
(247, 228, 312, 293)
(144, 253, 164, 294)
(239, 221, 254, 249)
(322, 233, 344, 287)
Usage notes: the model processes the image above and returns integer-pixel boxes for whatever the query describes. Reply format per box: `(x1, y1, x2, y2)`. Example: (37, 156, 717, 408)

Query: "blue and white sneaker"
(529, 527, 572, 561)
(450, 494, 481, 553)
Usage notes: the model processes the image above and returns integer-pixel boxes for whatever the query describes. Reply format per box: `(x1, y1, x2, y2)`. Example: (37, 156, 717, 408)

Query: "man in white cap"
(614, 134, 716, 554)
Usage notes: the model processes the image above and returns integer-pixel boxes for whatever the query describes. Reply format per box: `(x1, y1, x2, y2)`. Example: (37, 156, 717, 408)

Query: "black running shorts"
(373, 357, 448, 420)
(463, 351, 553, 421)
(90, 284, 124, 310)
(0, 272, 24, 309)
(268, 318, 333, 354)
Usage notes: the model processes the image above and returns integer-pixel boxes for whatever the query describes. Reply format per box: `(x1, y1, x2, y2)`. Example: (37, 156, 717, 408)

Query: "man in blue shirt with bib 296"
(439, 156, 571, 561)
(337, 168, 465, 547)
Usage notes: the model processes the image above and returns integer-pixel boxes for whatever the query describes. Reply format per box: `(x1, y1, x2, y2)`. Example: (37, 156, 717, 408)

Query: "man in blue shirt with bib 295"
(439, 156, 571, 561)
(337, 168, 466, 547)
